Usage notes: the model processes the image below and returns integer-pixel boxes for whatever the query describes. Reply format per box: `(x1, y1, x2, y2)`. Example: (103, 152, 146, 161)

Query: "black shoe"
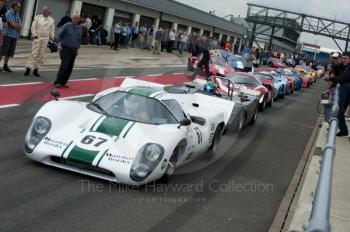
(3, 66, 13, 73)
(24, 67, 31, 76)
(33, 69, 40, 77)
(336, 131, 349, 137)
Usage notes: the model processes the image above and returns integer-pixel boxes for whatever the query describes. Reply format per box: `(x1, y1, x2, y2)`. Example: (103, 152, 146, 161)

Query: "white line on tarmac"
(70, 78, 98, 82)
(172, 72, 186, 75)
(61, 94, 94, 100)
(114, 76, 134, 79)
(0, 82, 43, 87)
(147, 74, 162, 77)
(0, 104, 20, 109)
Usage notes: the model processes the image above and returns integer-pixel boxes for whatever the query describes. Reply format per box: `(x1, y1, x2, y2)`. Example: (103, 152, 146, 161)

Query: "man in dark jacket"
(57, 11, 71, 28)
(329, 51, 350, 137)
(190, 35, 211, 80)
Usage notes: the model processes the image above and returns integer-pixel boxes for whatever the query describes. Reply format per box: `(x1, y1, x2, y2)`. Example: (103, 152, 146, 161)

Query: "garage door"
(35, 0, 70, 28)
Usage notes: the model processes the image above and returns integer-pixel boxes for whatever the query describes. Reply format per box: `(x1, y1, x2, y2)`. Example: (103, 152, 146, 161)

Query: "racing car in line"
(187, 55, 234, 77)
(24, 78, 237, 186)
(211, 50, 245, 71)
(268, 58, 286, 68)
(224, 72, 274, 111)
(254, 68, 288, 99)
(192, 77, 259, 132)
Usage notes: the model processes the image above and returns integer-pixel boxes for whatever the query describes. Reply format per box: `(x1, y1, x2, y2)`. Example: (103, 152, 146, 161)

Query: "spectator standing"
(191, 36, 211, 80)
(120, 23, 127, 48)
(146, 25, 155, 50)
(154, 27, 163, 54)
(244, 48, 256, 72)
(57, 11, 71, 28)
(161, 28, 168, 52)
(54, 14, 82, 88)
(123, 23, 131, 48)
(112, 22, 121, 50)
(0, 1, 22, 72)
(167, 29, 176, 53)
(131, 22, 139, 47)
(178, 32, 188, 56)
(24, 6, 54, 77)
(0, 16, 3, 49)
(93, 17, 102, 45)
(224, 40, 232, 52)
(330, 52, 350, 137)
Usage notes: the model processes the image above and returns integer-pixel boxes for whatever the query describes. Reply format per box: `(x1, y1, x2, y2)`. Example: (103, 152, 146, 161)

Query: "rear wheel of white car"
(207, 125, 223, 159)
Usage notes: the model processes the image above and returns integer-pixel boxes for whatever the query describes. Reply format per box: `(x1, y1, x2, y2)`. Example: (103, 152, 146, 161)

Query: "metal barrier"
(304, 84, 340, 232)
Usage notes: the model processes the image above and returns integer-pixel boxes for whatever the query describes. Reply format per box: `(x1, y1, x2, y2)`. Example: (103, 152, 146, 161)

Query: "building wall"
(21, 0, 246, 39)
(35, 0, 71, 26)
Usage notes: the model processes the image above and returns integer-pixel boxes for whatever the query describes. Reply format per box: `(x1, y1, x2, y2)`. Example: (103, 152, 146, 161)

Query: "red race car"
(268, 58, 286, 68)
(188, 56, 234, 77)
(225, 72, 274, 112)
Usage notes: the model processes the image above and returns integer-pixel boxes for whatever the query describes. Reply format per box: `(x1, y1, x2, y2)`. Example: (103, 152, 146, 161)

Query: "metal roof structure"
(119, 0, 248, 35)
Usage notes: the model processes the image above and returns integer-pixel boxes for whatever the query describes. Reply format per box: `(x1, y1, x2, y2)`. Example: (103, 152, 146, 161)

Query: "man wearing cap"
(24, 6, 54, 77)
(328, 51, 350, 137)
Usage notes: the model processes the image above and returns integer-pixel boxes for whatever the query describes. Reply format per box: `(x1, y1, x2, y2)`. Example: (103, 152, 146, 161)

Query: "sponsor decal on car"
(43, 137, 69, 149)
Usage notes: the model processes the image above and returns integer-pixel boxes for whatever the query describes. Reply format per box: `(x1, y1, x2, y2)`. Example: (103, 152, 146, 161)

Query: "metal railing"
(304, 84, 340, 232)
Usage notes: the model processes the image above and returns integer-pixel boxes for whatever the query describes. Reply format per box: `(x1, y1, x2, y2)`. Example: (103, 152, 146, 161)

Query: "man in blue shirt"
(54, 14, 82, 88)
(0, 1, 22, 72)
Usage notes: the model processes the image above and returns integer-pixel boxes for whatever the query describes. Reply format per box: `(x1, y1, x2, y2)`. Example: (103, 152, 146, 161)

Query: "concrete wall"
(82, 0, 160, 19)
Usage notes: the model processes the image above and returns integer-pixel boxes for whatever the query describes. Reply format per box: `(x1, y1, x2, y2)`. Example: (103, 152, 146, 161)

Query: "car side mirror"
(51, 90, 60, 101)
(178, 118, 192, 128)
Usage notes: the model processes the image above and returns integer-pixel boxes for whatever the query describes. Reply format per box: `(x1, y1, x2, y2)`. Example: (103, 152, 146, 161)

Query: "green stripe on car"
(94, 117, 129, 136)
(90, 115, 104, 131)
(96, 149, 109, 167)
(67, 146, 100, 165)
(61, 141, 73, 158)
(122, 122, 136, 138)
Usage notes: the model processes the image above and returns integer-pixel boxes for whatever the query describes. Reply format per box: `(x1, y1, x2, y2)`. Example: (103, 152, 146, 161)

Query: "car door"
(161, 99, 204, 163)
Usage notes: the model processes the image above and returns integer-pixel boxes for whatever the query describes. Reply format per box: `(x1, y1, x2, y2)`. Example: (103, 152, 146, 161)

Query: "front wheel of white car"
(160, 148, 178, 183)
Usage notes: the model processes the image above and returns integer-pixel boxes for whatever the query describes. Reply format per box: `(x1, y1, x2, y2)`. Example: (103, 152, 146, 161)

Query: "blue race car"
(255, 72, 287, 100)
(283, 69, 303, 91)
(213, 50, 245, 71)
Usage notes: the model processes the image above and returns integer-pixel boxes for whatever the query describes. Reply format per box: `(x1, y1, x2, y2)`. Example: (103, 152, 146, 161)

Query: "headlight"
(25, 116, 51, 153)
(144, 144, 162, 162)
(130, 143, 164, 182)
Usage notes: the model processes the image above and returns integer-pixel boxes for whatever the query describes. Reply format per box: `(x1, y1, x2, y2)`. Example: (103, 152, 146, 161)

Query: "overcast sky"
(176, 0, 349, 51)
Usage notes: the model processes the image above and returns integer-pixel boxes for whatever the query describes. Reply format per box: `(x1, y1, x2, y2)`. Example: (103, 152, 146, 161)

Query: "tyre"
(207, 125, 223, 159)
(249, 107, 258, 125)
(266, 96, 273, 107)
(160, 148, 178, 183)
(236, 112, 245, 132)
(258, 95, 266, 112)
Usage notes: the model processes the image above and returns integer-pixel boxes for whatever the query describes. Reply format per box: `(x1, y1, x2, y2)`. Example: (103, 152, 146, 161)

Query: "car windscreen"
(255, 73, 274, 81)
(162, 99, 187, 122)
(227, 74, 260, 87)
(88, 92, 178, 125)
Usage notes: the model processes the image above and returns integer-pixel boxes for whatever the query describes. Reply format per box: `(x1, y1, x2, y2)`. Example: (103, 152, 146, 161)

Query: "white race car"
(24, 79, 236, 185)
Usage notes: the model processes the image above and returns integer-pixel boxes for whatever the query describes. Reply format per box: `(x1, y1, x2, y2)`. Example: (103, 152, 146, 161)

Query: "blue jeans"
(338, 83, 350, 133)
(94, 31, 101, 45)
(178, 42, 186, 56)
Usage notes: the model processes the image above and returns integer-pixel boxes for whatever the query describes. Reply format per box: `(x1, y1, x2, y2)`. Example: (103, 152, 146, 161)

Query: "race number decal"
(76, 132, 111, 151)
(81, 135, 107, 147)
